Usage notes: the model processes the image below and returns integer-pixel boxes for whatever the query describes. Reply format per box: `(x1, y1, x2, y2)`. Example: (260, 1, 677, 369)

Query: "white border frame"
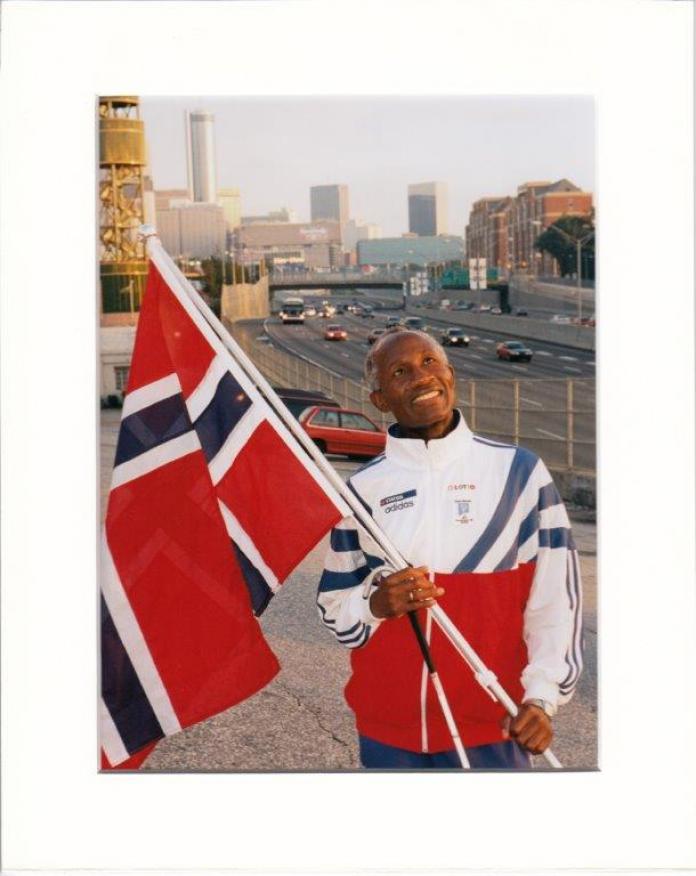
(2, 0, 694, 872)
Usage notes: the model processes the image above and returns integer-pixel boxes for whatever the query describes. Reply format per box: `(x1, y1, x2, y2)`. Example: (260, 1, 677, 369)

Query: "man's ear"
(370, 389, 390, 413)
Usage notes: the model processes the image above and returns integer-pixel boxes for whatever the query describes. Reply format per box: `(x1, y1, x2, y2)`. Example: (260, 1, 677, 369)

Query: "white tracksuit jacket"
(317, 411, 583, 752)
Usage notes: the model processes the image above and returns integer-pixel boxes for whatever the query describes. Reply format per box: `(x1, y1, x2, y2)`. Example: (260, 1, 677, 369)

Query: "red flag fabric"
(100, 243, 348, 768)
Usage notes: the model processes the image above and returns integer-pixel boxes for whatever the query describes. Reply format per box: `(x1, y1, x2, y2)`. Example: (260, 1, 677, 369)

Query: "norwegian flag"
(100, 240, 349, 768)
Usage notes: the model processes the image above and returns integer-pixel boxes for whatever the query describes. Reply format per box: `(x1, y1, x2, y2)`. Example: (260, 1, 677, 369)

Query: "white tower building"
(186, 110, 217, 203)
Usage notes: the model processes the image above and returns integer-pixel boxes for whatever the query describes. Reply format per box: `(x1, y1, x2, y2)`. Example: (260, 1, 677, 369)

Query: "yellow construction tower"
(99, 96, 148, 315)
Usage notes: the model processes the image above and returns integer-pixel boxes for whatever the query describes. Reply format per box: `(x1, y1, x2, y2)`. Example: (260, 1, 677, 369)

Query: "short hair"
(364, 326, 446, 391)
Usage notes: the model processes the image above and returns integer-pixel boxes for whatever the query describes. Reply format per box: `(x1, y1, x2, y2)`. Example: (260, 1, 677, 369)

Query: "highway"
(261, 308, 595, 382)
(236, 306, 596, 473)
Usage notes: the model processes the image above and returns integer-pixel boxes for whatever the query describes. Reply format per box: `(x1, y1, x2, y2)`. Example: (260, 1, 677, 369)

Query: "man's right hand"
(369, 566, 445, 619)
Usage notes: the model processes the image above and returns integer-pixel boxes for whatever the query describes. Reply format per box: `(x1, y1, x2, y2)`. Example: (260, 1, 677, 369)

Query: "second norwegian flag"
(100, 235, 350, 768)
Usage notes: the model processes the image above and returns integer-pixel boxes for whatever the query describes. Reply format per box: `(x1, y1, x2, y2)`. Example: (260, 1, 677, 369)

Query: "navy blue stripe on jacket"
(559, 549, 583, 696)
(318, 553, 382, 592)
(455, 447, 538, 572)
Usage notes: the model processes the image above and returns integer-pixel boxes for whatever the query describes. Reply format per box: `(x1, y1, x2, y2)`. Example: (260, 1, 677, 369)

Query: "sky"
(140, 95, 594, 238)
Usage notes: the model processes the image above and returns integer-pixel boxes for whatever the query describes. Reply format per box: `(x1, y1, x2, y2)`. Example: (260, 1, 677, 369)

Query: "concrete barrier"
(221, 275, 270, 322)
(409, 306, 596, 351)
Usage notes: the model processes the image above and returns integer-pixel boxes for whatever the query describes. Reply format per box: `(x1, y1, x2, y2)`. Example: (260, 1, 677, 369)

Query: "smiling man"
(316, 328, 583, 769)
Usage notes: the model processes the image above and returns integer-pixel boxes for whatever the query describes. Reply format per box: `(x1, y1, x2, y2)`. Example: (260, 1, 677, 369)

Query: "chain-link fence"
(231, 326, 596, 476)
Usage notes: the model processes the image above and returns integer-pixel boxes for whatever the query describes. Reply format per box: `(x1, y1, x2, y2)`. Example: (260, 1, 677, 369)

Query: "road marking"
(559, 355, 578, 361)
(564, 366, 582, 373)
(482, 338, 494, 344)
(537, 427, 565, 440)
(521, 397, 543, 407)
(536, 350, 553, 357)
(469, 353, 482, 360)
(341, 352, 350, 358)
(511, 365, 527, 372)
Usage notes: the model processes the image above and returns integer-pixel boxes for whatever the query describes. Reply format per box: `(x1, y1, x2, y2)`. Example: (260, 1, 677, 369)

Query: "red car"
(324, 324, 347, 341)
(299, 405, 386, 458)
(496, 340, 533, 362)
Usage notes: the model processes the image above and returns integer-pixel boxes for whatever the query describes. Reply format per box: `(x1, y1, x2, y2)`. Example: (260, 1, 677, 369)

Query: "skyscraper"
(186, 110, 217, 203)
(310, 184, 349, 224)
(408, 181, 448, 236)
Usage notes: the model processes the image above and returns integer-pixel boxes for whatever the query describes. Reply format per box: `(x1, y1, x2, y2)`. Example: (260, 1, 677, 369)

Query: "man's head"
(365, 328, 456, 441)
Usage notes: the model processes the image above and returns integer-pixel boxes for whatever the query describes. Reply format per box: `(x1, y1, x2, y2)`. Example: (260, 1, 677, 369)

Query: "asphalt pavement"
(100, 412, 597, 773)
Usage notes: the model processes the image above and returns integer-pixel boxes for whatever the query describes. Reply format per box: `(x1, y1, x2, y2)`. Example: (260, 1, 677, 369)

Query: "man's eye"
(393, 368, 403, 377)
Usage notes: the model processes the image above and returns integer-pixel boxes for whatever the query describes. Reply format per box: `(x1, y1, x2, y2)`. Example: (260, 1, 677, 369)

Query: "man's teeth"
(414, 390, 440, 402)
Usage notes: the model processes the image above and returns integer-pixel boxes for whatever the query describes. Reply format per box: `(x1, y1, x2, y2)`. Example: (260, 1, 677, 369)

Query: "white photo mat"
(1, 0, 694, 872)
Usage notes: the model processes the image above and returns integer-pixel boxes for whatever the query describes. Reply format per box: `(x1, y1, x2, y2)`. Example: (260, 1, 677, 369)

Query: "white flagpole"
(141, 228, 562, 770)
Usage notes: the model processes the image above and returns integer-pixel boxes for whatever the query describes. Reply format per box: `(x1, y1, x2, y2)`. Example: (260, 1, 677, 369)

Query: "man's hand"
(506, 703, 553, 755)
(369, 566, 444, 619)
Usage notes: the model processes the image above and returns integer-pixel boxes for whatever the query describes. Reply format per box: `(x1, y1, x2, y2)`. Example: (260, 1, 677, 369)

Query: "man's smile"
(412, 388, 443, 404)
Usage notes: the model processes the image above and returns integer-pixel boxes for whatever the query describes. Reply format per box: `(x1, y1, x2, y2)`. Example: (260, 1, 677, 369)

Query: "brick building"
(465, 178, 593, 277)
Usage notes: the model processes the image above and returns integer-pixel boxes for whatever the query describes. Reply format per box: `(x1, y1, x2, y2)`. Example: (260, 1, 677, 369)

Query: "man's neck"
(395, 410, 458, 443)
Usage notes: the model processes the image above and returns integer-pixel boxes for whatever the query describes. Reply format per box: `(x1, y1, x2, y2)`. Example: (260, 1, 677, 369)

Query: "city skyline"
(140, 96, 594, 238)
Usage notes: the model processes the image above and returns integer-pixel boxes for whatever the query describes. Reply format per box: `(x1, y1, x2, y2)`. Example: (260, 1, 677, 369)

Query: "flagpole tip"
(139, 224, 158, 240)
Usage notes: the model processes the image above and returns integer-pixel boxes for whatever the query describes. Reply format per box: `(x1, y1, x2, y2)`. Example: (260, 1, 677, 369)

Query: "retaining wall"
(408, 305, 596, 351)
(221, 276, 270, 322)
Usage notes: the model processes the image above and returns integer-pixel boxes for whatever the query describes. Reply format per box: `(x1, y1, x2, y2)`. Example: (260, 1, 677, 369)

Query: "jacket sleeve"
(316, 516, 390, 649)
(519, 461, 584, 707)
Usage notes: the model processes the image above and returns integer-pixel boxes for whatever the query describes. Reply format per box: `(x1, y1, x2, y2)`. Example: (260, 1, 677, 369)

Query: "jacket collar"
(385, 409, 473, 470)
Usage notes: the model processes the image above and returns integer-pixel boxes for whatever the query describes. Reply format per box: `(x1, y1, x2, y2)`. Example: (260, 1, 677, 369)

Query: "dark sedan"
(440, 327, 470, 347)
(496, 340, 533, 362)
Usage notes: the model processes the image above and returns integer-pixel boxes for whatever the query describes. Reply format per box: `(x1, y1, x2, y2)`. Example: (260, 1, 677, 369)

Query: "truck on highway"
(279, 297, 305, 324)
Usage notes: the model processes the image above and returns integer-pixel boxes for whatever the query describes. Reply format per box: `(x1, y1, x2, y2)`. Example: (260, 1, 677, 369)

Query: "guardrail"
(230, 325, 596, 476)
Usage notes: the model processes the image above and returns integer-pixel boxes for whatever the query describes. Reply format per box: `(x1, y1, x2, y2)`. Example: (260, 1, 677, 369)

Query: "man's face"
(369, 332, 456, 440)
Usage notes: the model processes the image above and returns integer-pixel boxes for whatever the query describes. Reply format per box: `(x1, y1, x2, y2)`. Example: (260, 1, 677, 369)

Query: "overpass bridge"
(269, 270, 405, 291)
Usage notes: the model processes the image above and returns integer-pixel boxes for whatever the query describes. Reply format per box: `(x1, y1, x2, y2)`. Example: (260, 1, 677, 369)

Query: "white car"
(551, 314, 572, 324)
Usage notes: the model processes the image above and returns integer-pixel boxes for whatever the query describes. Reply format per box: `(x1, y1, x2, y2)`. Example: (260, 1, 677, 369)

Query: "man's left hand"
(506, 703, 553, 755)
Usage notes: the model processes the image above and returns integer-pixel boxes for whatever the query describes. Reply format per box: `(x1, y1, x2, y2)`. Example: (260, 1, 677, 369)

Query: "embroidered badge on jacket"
(454, 498, 473, 523)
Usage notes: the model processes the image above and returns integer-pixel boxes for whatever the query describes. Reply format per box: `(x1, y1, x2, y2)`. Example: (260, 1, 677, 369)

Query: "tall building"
(186, 110, 217, 202)
(310, 184, 349, 224)
(157, 203, 226, 259)
(218, 187, 242, 231)
(236, 221, 342, 270)
(408, 181, 448, 236)
(155, 188, 190, 211)
(342, 219, 381, 250)
(465, 196, 512, 272)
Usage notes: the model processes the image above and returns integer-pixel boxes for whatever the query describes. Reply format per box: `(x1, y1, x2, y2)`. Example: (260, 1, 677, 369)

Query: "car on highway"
(367, 328, 386, 345)
(274, 388, 340, 419)
(491, 306, 502, 315)
(355, 305, 375, 318)
(303, 305, 317, 317)
(403, 316, 427, 332)
(496, 340, 533, 362)
(324, 324, 347, 341)
(299, 406, 386, 459)
(515, 308, 528, 317)
(440, 327, 470, 347)
(453, 301, 473, 311)
(385, 316, 402, 328)
(550, 314, 572, 324)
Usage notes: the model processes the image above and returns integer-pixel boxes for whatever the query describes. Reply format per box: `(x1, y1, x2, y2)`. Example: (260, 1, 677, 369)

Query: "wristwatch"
(523, 698, 557, 718)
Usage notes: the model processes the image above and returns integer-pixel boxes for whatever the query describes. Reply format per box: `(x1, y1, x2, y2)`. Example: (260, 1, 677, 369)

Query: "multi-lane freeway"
(235, 304, 596, 473)
(255, 308, 595, 383)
